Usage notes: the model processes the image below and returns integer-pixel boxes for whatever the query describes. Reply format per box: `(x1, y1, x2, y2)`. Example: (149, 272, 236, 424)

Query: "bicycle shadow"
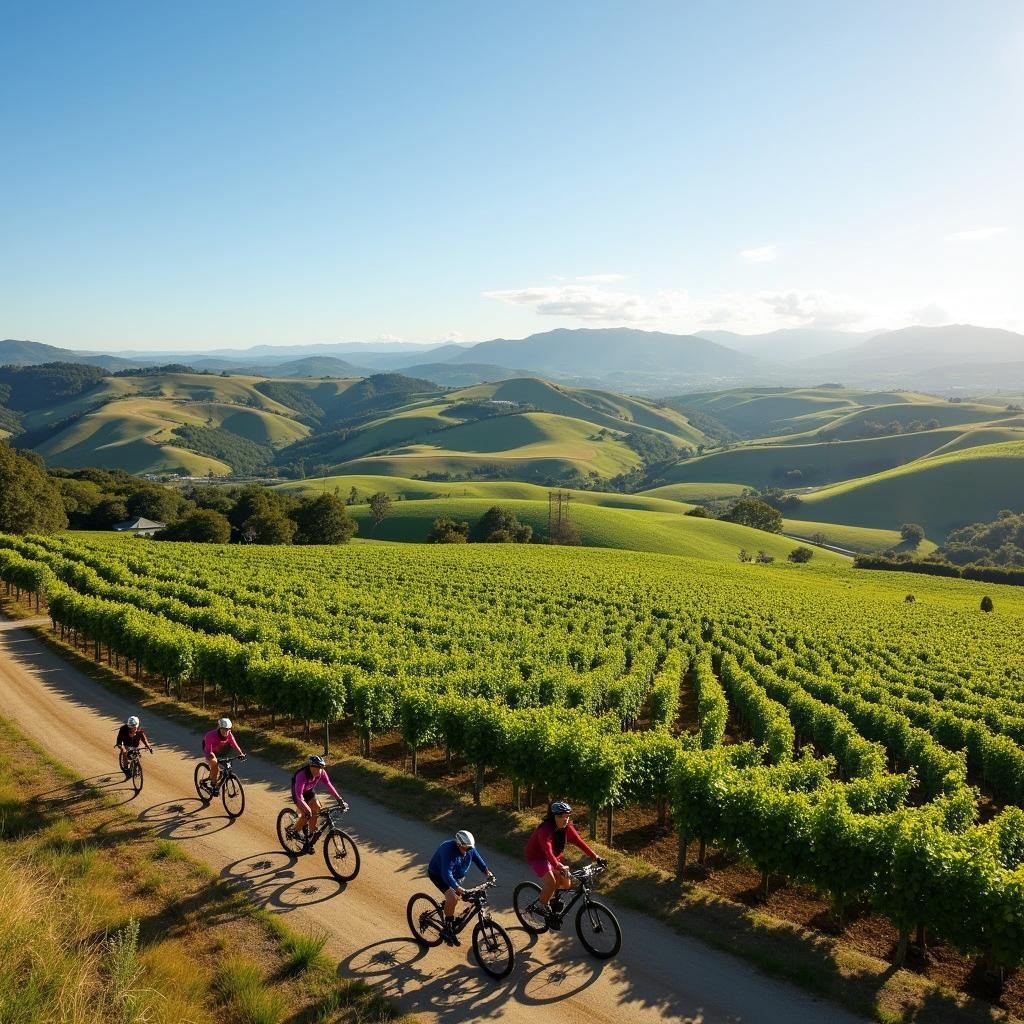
(219, 850, 348, 912)
(138, 797, 235, 840)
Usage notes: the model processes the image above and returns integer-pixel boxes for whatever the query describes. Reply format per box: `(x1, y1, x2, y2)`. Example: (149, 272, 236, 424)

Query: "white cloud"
(374, 332, 405, 341)
(946, 225, 1008, 243)
(483, 285, 664, 322)
(575, 273, 627, 283)
(912, 301, 950, 326)
(739, 245, 778, 263)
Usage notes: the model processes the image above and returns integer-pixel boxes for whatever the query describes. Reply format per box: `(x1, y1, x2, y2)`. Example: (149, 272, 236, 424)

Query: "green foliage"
(161, 509, 232, 543)
(367, 491, 394, 529)
(0, 443, 69, 534)
(172, 424, 274, 476)
(0, 362, 106, 411)
(900, 522, 925, 546)
(470, 505, 532, 543)
(290, 494, 357, 545)
(427, 517, 469, 543)
(981, 595, 994, 612)
(787, 546, 814, 563)
(722, 498, 783, 534)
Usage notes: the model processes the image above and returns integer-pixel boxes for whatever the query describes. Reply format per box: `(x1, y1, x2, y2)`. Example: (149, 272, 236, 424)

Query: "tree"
(981, 595, 994, 613)
(722, 498, 783, 534)
(347, 486, 360, 506)
(161, 509, 231, 543)
(0, 442, 69, 534)
(685, 506, 713, 518)
(93, 496, 129, 528)
(470, 506, 532, 543)
(126, 485, 182, 523)
(738, 548, 752, 563)
(427, 517, 469, 543)
(242, 508, 297, 544)
(755, 550, 775, 563)
(290, 493, 357, 545)
(368, 491, 394, 530)
(788, 546, 814, 563)
(900, 523, 925, 547)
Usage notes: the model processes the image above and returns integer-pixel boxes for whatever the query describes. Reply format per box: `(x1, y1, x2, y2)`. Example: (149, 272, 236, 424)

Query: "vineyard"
(3, 532, 1024, 976)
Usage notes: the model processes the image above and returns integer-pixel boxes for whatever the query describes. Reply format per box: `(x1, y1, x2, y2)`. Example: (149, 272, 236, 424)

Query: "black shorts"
(428, 871, 456, 895)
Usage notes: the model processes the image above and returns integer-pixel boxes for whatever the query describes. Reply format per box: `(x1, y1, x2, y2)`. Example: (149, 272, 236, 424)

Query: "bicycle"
(119, 746, 151, 795)
(407, 878, 514, 979)
(194, 754, 246, 818)
(276, 801, 361, 882)
(513, 861, 621, 959)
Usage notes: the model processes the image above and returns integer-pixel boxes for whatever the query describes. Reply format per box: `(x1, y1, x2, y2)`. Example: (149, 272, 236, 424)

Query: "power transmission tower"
(548, 490, 571, 543)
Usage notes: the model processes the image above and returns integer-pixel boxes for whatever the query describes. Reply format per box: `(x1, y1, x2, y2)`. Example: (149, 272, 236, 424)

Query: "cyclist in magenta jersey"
(292, 755, 348, 846)
(203, 718, 245, 795)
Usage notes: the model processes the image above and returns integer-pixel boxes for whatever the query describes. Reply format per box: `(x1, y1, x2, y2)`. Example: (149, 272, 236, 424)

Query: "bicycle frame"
(551, 864, 602, 920)
(451, 881, 496, 934)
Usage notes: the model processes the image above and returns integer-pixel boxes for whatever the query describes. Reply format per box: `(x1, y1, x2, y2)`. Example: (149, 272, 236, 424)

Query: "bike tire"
(119, 751, 130, 777)
(276, 808, 305, 855)
(407, 892, 445, 947)
(472, 919, 514, 979)
(193, 762, 212, 804)
(323, 828, 360, 881)
(512, 881, 550, 934)
(575, 898, 621, 959)
(131, 759, 143, 795)
(221, 774, 245, 818)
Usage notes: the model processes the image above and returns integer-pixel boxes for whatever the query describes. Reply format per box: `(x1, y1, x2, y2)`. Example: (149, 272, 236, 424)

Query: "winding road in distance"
(0, 615, 864, 1024)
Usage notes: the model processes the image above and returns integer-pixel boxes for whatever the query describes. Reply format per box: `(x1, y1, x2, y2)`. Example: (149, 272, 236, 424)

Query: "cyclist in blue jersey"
(427, 830, 494, 945)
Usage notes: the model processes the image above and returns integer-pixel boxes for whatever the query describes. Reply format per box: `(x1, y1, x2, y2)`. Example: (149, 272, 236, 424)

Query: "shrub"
(738, 548, 752, 563)
(755, 550, 775, 564)
(427, 517, 469, 544)
(981, 595, 994, 613)
(900, 523, 925, 546)
(787, 546, 814, 564)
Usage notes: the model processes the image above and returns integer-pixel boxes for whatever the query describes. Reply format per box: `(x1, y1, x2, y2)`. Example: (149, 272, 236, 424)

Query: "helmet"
(127, 716, 140, 728)
(308, 755, 326, 768)
(550, 801, 572, 815)
(454, 829, 475, 848)
(218, 717, 232, 730)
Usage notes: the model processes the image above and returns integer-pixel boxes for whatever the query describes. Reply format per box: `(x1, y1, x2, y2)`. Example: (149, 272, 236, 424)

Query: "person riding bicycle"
(291, 754, 348, 850)
(427, 830, 495, 946)
(202, 717, 245, 795)
(525, 801, 607, 924)
(115, 716, 153, 769)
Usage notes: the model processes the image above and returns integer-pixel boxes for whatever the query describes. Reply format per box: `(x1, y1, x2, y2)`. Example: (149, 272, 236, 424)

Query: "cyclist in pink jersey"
(291, 754, 347, 846)
(203, 717, 245, 795)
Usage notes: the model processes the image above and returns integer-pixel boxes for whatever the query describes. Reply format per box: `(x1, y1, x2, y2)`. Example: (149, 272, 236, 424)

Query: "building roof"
(113, 517, 166, 532)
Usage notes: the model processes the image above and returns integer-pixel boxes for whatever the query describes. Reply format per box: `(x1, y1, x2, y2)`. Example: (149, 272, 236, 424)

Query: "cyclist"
(202, 717, 245, 795)
(427, 829, 495, 946)
(115, 715, 153, 771)
(525, 801, 606, 923)
(290, 754, 348, 850)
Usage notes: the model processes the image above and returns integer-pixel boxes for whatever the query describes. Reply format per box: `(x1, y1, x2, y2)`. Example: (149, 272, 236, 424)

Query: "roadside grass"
(5, 600, 1005, 1024)
(0, 712, 407, 1024)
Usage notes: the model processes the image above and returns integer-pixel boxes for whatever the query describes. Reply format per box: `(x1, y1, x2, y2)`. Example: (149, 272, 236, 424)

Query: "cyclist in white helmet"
(427, 829, 494, 945)
(202, 717, 245, 795)
(115, 715, 153, 773)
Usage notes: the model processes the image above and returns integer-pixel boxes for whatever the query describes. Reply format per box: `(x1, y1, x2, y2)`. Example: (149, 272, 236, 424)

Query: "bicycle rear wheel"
(221, 774, 245, 818)
(473, 919, 514, 979)
(512, 881, 550, 934)
(575, 898, 621, 959)
(193, 762, 212, 804)
(131, 759, 143, 795)
(323, 828, 360, 881)
(276, 808, 305, 855)
(407, 893, 445, 946)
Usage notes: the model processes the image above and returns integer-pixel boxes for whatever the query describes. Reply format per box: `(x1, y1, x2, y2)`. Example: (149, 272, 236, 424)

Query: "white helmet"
(454, 829, 475, 848)
(127, 716, 140, 728)
(218, 717, 232, 730)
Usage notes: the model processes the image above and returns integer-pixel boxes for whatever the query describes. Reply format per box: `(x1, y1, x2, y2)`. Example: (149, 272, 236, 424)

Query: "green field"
(782, 518, 938, 554)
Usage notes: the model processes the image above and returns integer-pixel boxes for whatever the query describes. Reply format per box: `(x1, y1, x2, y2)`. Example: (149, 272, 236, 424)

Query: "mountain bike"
(194, 754, 246, 818)
(276, 801, 361, 882)
(119, 746, 150, 795)
(407, 878, 514, 979)
(513, 861, 621, 959)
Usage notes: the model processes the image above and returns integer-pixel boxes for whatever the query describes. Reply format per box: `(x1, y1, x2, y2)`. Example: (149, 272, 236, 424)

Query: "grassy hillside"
(639, 481, 750, 502)
(782, 518, 938, 555)
(348, 495, 847, 563)
(798, 440, 1024, 538)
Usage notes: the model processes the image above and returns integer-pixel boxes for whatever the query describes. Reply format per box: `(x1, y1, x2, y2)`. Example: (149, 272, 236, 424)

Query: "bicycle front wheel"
(221, 774, 245, 818)
(512, 881, 549, 934)
(276, 808, 305, 855)
(575, 898, 621, 959)
(323, 828, 360, 881)
(473, 919, 514, 979)
(119, 751, 129, 776)
(131, 759, 144, 794)
(407, 893, 445, 947)
(194, 762, 212, 804)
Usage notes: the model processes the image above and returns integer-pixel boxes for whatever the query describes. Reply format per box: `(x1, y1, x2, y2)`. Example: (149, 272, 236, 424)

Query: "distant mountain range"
(3, 322, 1024, 395)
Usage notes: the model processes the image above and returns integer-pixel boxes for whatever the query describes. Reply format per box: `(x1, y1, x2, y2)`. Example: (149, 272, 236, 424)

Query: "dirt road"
(0, 617, 864, 1023)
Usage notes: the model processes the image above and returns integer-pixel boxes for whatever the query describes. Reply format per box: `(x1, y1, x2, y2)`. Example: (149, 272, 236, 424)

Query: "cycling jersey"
(115, 725, 149, 748)
(291, 766, 342, 813)
(428, 839, 489, 892)
(203, 728, 242, 758)
(525, 819, 596, 873)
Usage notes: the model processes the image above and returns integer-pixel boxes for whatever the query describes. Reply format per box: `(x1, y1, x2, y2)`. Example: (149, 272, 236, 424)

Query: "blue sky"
(2, 1, 1022, 351)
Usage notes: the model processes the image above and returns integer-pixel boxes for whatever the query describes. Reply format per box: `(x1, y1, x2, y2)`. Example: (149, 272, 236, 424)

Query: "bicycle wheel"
(575, 899, 621, 959)
(276, 808, 305, 855)
(323, 828, 360, 881)
(131, 759, 144, 795)
(406, 893, 445, 947)
(194, 762, 212, 803)
(512, 881, 550, 934)
(119, 751, 129, 776)
(472, 919, 514, 979)
(221, 774, 245, 818)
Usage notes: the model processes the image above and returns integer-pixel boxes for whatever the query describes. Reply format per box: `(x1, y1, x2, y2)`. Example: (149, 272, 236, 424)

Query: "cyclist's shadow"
(139, 797, 234, 840)
(220, 850, 348, 912)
